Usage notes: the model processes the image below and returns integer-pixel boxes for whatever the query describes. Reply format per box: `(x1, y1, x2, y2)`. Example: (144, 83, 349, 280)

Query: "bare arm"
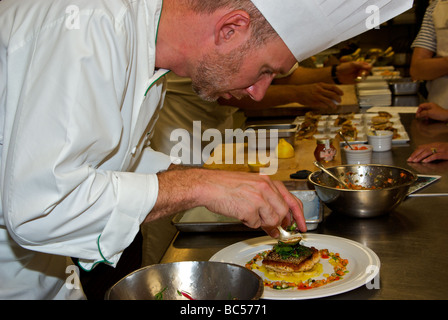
(410, 47, 448, 81)
(146, 166, 307, 237)
(273, 66, 334, 85)
(219, 83, 343, 110)
(273, 62, 372, 86)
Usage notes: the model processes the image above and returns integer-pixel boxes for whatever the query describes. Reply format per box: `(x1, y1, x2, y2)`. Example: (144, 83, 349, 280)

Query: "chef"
(0, 0, 413, 299)
(411, 0, 448, 108)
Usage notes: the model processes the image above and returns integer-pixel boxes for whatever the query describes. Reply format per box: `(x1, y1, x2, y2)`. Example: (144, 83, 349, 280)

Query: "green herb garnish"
(155, 287, 167, 300)
(273, 241, 313, 259)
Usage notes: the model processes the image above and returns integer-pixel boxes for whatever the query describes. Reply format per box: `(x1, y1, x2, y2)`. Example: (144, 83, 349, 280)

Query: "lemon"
(247, 162, 268, 173)
(276, 138, 295, 159)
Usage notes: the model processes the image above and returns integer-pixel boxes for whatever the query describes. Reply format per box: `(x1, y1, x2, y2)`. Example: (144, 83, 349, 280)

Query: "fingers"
(415, 104, 431, 119)
(407, 144, 447, 163)
(259, 180, 306, 238)
(238, 176, 304, 233)
(254, 177, 291, 227)
(407, 144, 428, 162)
(315, 84, 343, 110)
(200, 170, 307, 236)
(319, 83, 343, 101)
(273, 180, 306, 232)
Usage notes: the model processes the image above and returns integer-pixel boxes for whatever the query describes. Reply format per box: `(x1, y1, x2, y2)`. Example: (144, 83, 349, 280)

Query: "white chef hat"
(251, 0, 414, 62)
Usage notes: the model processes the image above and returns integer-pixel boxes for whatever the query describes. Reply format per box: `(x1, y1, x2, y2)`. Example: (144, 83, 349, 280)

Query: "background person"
(408, 101, 448, 162)
(411, 0, 448, 108)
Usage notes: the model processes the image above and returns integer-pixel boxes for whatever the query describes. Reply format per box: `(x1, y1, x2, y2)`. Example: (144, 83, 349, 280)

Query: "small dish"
(367, 130, 393, 152)
(344, 144, 373, 164)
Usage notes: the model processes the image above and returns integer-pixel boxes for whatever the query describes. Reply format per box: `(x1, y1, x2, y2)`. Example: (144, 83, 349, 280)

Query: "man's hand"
(148, 167, 307, 236)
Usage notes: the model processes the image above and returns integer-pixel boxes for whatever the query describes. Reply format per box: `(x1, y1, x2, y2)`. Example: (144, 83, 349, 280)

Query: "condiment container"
(314, 138, 337, 162)
(367, 130, 393, 152)
(344, 144, 373, 164)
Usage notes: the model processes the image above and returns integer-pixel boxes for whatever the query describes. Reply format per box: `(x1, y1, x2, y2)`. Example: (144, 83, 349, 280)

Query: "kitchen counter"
(158, 112, 448, 300)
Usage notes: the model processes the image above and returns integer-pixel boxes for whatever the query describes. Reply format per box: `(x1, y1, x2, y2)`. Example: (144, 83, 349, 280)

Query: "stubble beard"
(190, 44, 250, 102)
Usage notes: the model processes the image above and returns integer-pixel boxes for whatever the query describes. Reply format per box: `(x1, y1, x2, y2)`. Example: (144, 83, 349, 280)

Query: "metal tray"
(172, 190, 323, 232)
(389, 78, 419, 96)
(244, 123, 297, 148)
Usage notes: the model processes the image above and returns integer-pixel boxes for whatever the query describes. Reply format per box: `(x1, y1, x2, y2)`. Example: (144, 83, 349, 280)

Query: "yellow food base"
(252, 262, 323, 283)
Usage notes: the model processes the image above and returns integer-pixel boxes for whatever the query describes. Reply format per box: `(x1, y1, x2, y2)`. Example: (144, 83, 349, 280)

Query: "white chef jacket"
(151, 73, 238, 165)
(0, 0, 173, 299)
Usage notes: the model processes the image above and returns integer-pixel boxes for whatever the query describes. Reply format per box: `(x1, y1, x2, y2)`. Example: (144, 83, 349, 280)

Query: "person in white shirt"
(0, 0, 413, 299)
(411, 0, 448, 108)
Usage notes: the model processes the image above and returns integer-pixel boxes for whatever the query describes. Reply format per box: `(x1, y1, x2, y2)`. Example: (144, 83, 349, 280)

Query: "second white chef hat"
(251, 0, 414, 62)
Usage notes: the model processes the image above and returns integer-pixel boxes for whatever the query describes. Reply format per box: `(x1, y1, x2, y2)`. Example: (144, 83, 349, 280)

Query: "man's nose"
(245, 75, 275, 101)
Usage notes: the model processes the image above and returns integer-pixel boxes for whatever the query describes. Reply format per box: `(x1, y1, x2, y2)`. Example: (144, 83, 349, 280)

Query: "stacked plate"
(356, 66, 401, 107)
(357, 80, 392, 107)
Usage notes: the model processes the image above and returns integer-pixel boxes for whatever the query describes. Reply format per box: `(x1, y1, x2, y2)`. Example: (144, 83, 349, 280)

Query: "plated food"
(294, 111, 409, 144)
(209, 234, 380, 300)
(333, 112, 355, 126)
(369, 111, 401, 139)
(245, 238, 349, 291)
(297, 112, 321, 140)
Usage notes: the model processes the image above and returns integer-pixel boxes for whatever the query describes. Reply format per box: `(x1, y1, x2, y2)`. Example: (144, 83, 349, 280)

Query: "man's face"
(190, 37, 296, 102)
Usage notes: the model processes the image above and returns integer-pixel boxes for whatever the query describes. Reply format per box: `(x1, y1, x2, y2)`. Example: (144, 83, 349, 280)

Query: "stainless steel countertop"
(159, 113, 448, 300)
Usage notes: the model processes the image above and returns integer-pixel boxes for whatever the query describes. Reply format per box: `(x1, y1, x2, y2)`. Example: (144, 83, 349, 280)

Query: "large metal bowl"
(308, 164, 417, 218)
(104, 261, 263, 300)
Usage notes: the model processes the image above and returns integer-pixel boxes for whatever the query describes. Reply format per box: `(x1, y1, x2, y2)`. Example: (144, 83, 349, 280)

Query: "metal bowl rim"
(104, 261, 264, 300)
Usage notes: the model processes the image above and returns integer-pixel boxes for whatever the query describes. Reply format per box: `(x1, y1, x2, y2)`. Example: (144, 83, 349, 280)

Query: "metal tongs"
(314, 161, 349, 189)
(338, 131, 353, 150)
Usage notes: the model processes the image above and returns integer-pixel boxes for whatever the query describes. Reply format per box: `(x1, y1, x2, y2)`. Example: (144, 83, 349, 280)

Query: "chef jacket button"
(131, 146, 137, 156)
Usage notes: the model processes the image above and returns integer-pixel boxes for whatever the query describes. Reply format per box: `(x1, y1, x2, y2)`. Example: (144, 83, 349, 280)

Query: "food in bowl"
(347, 145, 369, 150)
(308, 164, 417, 218)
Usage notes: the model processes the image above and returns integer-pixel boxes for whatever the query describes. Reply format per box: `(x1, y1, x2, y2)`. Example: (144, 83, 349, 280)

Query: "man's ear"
(214, 10, 251, 45)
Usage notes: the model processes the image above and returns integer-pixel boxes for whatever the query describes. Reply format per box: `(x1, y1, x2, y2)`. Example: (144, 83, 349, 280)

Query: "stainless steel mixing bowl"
(104, 261, 263, 300)
(308, 164, 417, 218)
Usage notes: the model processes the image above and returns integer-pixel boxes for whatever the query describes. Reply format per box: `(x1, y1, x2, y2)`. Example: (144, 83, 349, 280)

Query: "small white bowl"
(367, 130, 393, 152)
(344, 144, 373, 164)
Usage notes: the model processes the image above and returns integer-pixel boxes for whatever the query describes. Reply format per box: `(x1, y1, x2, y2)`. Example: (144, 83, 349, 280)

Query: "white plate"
(294, 113, 410, 144)
(209, 234, 380, 300)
